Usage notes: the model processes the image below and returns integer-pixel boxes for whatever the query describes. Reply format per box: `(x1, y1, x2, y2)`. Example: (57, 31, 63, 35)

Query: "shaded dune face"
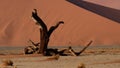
(84, 0, 120, 10)
(67, 0, 120, 23)
(0, 0, 120, 46)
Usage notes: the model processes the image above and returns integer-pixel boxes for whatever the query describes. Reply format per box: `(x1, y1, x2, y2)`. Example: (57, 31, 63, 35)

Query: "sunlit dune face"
(0, 0, 120, 46)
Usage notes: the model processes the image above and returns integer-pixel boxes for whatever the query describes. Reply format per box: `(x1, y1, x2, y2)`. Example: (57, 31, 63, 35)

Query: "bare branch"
(76, 40, 93, 56)
(47, 21, 64, 37)
(32, 9, 48, 31)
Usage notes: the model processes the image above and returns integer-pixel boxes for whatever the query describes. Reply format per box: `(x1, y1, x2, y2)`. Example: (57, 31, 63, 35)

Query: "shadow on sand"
(66, 0, 120, 23)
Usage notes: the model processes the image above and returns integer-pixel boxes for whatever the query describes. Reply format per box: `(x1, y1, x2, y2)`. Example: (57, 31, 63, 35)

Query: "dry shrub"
(78, 63, 85, 68)
(0, 59, 13, 67)
(2, 59, 13, 66)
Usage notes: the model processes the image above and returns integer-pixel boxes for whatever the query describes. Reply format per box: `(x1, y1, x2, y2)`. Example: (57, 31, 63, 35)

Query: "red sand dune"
(85, 0, 120, 10)
(0, 0, 120, 46)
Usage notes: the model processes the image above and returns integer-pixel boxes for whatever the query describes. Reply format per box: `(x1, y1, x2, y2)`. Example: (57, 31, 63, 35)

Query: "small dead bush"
(78, 63, 85, 68)
(0, 59, 17, 68)
(1, 59, 13, 67)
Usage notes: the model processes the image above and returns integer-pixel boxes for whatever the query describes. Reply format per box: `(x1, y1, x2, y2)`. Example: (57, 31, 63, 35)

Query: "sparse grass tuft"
(2, 59, 13, 66)
(78, 63, 85, 68)
(0, 59, 16, 68)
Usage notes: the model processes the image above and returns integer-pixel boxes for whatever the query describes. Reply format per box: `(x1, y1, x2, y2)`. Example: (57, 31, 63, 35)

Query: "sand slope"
(0, 0, 120, 46)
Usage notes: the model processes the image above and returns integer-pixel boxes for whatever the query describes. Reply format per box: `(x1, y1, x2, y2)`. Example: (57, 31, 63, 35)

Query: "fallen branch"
(75, 40, 93, 56)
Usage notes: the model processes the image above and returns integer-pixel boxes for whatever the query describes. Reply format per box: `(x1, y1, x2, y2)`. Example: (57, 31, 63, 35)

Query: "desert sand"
(0, 46, 120, 68)
(0, 55, 120, 68)
(0, 0, 120, 46)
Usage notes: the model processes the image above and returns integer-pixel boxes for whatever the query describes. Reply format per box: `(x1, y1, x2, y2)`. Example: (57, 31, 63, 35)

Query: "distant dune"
(0, 0, 120, 46)
(67, 0, 120, 23)
(85, 0, 120, 10)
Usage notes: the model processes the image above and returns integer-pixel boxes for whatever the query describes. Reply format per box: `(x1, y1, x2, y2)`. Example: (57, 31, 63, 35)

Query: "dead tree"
(32, 9, 64, 55)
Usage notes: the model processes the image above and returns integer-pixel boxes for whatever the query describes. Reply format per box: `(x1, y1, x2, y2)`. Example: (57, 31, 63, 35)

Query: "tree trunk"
(39, 28, 49, 55)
